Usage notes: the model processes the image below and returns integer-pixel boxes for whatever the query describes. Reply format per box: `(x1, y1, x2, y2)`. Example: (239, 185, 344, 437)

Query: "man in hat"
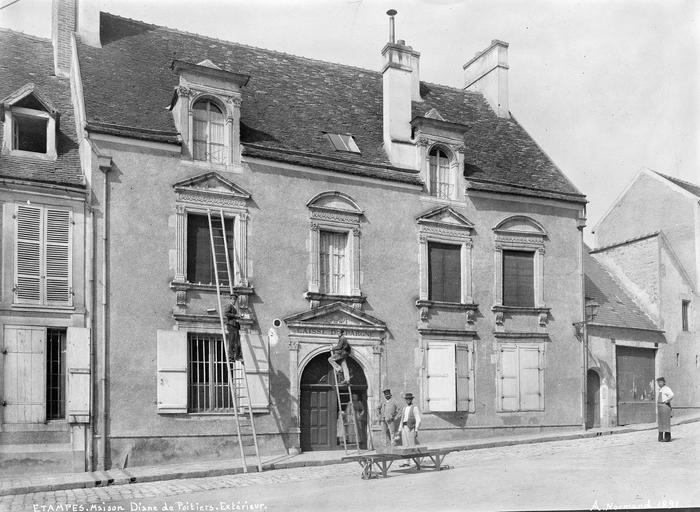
(225, 301, 243, 362)
(656, 377, 674, 442)
(399, 392, 422, 447)
(328, 329, 351, 385)
(376, 388, 400, 447)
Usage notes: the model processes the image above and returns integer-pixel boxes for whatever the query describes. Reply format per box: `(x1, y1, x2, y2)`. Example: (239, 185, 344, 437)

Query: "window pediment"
(1, 84, 57, 118)
(284, 301, 386, 336)
(494, 216, 547, 237)
(307, 191, 363, 216)
(173, 171, 250, 208)
(417, 205, 474, 238)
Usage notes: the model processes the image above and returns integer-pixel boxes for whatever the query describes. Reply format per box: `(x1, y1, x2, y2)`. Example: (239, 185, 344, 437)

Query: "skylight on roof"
(326, 133, 360, 153)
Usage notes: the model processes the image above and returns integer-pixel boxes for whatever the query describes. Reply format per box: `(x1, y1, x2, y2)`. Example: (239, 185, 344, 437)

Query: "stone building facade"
(3, 0, 594, 471)
(592, 169, 699, 417)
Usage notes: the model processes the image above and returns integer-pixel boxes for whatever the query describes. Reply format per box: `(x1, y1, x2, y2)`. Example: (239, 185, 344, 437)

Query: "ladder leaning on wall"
(207, 208, 262, 473)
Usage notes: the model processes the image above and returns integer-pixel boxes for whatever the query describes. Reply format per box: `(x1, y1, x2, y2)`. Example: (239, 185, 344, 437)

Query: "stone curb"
(2, 415, 698, 497)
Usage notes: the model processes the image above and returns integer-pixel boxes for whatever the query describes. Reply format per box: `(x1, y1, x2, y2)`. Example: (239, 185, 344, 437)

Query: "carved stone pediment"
(284, 301, 386, 337)
(173, 171, 251, 208)
(416, 205, 474, 240)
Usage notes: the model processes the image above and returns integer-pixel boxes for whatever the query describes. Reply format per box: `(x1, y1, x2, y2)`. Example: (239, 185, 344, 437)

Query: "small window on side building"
(682, 300, 690, 331)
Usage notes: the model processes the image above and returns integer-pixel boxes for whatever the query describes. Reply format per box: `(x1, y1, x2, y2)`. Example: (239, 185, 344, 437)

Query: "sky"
(1, 0, 698, 244)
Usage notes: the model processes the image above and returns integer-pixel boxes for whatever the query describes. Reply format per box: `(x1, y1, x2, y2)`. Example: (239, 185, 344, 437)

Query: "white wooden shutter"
(2, 326, 46, 423)
(499, 346, 519, 411)
(66, 327, 90, 423)
(456, 344, 475, 412)
(45, 209, 72, 304)
(519, 345, 544, 411)
(427, 341, 456, 411)
(242, 331, 270, 409)
(15, 205, 42, 303)
(156, 330, 188, 413)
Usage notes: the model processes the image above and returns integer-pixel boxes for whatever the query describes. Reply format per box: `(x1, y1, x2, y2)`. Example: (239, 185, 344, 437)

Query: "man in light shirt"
(656, 377, 674, 442)
(399, 392, 421, 447)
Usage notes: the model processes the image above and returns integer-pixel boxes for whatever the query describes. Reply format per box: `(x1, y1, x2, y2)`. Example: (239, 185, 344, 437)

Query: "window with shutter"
(192, 100, 226, 164)
(498, 344, 544, 412)
(429, 147, 453, 199)
(15, 205, 72, 305)
(427, 342, 456, 411)
(502, 250, 535, 307)
(428, 242, 461, 302)
(456, 345, 475, 412)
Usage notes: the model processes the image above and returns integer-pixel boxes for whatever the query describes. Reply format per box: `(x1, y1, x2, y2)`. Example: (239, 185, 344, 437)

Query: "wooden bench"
(342, 447, 454, 479)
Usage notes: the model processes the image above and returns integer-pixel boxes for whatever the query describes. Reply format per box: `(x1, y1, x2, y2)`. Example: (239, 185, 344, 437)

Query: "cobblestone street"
(2, 421, 699, 511)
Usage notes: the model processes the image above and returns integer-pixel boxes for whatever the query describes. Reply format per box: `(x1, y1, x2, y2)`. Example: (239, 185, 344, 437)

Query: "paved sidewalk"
(2, 412, 698, 497)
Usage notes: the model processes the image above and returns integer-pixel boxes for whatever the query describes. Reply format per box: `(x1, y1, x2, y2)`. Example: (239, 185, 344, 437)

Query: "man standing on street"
(656, 377, 674, 442)
(399, 392, 421, 447)
(376, 389, 399, 447)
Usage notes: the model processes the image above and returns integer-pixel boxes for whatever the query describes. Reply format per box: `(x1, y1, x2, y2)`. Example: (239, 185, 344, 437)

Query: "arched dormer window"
(429, 146, 454, 199)
(192, 99, 225, 164)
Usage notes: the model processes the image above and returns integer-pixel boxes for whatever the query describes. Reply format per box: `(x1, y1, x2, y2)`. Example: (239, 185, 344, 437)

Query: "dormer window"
(2, 84, 58, 160)
(14, 111, 48, 153)
(192, 99, 225, 164)
(326, 133, 360, 153)
(169, 60, 250, 169)
(429, 147, 453, 199)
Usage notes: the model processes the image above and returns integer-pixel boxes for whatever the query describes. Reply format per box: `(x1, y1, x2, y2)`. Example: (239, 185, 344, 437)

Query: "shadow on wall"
(270, 367, 292, 453)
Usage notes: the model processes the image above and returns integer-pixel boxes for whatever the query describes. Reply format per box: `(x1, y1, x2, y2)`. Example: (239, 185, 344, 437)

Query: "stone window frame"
(415, 206, 477, 324)
(1, 85, 58, 161)
(304, 191, 363, 309)
(173, 86, 242, 169)
(416, 137, 465, 202)
(492, 216, 549, 326)
(171, 179, 251, 308)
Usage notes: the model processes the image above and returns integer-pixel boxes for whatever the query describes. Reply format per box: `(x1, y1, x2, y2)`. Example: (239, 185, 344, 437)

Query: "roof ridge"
(0, 26, 51, 43)
(100, 11, 392, 80)
(590, 231, 661, 253)
(652, 170, 700, 190)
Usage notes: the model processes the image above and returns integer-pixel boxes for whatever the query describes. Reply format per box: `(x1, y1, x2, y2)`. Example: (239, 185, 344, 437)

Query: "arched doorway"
(300, 353, 367, 451)
(586, 369, 601, 429)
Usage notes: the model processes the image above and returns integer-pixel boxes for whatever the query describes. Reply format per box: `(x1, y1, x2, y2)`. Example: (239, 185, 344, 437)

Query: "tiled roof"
(585, 248, 660, 332)
(75, 13, 584, 200)
(653, 171, 700, 198)
(0, 29, 84, 188)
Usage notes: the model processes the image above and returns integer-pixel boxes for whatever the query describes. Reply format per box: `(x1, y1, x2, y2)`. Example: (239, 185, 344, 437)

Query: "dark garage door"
(616, 346, 656, 425)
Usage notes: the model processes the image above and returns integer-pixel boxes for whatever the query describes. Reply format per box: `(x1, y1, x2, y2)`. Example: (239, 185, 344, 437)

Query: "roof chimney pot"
(387, 9, 397, 44)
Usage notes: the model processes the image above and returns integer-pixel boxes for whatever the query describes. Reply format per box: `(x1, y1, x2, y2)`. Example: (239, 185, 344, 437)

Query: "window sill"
(492, 305, 550, 314)
(9, 303, 76, 313)
(304, 291, 366, 304)
(416, 300, 477, 311)
(180, 158, 241, 173)
(184, 408, 269, 416)
(4, 148, 57, 160)
(170, 281, 254, 295)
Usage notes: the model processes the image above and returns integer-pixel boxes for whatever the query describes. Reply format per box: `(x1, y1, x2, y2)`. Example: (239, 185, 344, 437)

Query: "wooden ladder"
(207, 208, 262, 473)
(331, 361, 362, 455)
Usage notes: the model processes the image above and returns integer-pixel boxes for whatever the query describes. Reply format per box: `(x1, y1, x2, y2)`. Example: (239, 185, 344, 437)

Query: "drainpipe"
(577, 208, 587, 430)
(96, 153, 112, 470)
(85, 199, 94, 471)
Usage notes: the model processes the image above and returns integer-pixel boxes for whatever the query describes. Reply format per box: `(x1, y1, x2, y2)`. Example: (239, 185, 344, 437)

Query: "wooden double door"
(300, 353, 366, 451)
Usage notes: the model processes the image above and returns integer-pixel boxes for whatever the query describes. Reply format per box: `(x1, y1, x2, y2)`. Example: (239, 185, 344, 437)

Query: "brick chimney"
(381, 9, 421, 168)
(463, 40, 510, 118)
(52, 0, 101, 77)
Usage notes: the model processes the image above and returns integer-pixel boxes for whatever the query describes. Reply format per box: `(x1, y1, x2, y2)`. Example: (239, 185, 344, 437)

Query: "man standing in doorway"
(376, 389, 399, 447)
(656, 377, 674, 442)
(328, 329, 351, 385)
